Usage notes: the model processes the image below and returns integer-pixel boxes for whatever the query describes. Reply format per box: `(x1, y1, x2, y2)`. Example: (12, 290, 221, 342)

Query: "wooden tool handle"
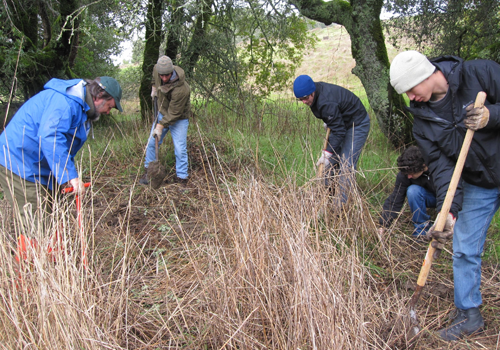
(317, 128, 331, 178)
(416, 91, 486, 287)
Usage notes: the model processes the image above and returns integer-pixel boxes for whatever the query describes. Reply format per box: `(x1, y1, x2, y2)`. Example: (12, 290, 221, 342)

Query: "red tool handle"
(76, 193, 88, 269)
(61, 182, 91, 194)
(61, 182, 91, 269)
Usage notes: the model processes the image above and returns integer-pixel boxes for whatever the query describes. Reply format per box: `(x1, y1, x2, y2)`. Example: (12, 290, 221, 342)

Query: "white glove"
(153, 124, 164, 139)
(68, 178, 86, 196)
(323, 122, 328, 131)
(151, 86, 157, 99)
(316, 150, 333, 167)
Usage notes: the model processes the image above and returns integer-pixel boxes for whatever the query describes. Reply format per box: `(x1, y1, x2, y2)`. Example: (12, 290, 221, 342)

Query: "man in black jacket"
(293, 75, 370, 204)
(378, 146, 441, 238)
(390, 50, 500, 341)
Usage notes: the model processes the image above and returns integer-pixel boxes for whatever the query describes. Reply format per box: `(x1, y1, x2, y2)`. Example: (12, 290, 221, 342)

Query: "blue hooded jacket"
(0, 78, 91, 189)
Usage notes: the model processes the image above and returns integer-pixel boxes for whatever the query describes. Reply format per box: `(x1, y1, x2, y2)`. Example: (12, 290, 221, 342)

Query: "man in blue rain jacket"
(0, 76, 122, 231)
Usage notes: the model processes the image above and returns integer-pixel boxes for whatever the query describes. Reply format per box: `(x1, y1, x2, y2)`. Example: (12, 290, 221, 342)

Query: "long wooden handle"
(153, 96, 160, 162)
(415, 91, 486, 288)
(317, 128, 331, 178)
(155, 135, 159, 161)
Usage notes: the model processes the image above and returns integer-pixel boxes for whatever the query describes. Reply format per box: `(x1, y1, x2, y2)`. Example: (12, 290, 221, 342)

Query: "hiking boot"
(139, 170, 149, 185)
(174, 177, 188, 186)
(437, 307, 484, 341)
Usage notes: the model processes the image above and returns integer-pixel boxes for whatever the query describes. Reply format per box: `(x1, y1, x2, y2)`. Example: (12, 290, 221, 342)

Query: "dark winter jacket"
(406, 56, 500, 217)
(152, 65, 191, 127)
(310, 82, 370, 155)
(379, 171, 440, 227)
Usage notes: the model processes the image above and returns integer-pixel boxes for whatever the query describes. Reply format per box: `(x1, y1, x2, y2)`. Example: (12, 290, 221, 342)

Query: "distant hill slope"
(296, 25, 402, 100)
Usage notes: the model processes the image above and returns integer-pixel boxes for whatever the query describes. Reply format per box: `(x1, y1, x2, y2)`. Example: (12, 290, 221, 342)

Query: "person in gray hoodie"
(378, 146, 439, 238)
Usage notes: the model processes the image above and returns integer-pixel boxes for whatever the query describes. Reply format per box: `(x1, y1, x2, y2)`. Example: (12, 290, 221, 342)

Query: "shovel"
(147, 96, 167, 189)
(407, 91, 487, 340)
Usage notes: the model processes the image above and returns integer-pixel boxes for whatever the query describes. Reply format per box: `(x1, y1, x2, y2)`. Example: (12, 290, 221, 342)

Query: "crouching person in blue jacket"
(0, 77, 122, 236)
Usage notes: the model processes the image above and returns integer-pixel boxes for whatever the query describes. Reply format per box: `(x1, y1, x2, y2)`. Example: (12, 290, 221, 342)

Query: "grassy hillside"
(295, 25, 401, 98)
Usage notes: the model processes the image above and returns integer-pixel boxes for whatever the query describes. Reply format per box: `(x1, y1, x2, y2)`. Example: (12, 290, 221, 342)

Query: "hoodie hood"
(43, 78, 90, 113)
(430, 56, 464, 94)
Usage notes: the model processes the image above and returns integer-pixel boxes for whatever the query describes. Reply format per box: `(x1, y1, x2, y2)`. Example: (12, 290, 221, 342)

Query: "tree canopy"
(137, 0, 317, 119)
(385, 0, 500, 63)
(0, 0, 126, 102)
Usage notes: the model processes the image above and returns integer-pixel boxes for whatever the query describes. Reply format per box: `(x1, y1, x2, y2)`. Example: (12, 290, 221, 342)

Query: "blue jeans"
(145, 113, 189, 179)
(407, 184, 436, 236)
(325, 114, 370, 203)
(453, 181, 500, 310)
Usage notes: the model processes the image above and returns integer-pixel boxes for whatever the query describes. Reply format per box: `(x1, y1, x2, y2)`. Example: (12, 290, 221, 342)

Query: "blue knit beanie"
(293, 75, 316, 98)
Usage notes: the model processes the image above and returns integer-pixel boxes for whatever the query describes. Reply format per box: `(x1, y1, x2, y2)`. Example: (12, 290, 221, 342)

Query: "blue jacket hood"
(44, 78, 90, 112)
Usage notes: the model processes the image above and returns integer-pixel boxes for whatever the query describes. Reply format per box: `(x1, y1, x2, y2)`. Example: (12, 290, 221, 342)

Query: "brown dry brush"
(0, 155, 413, 349)
(0, 195, 124, 349)
(187, 169, 409, 349)
(5, 134, 500, 348)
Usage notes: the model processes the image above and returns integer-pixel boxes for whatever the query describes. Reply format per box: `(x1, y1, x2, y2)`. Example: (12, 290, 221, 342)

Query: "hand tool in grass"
(407, 91, 486, 341)
(62, 182, 92, 269)
(317, 127, 331, 179)
(147, 96, 167, 189)
(15, 182, 91, 263)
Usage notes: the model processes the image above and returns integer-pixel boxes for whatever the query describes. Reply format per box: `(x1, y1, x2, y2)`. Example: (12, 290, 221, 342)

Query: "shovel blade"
(147, 161, 167, 189)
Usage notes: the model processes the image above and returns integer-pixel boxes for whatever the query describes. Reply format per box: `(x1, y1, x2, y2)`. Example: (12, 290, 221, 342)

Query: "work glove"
(68, 178, 86, 196)
(323, 122, 328, 131)
(426, 212, 456, 259)
(151, 86, 157, 99)
(465, 104, 489, 131)
(153, 123, 164, 139)
(316, 150, 333, 167)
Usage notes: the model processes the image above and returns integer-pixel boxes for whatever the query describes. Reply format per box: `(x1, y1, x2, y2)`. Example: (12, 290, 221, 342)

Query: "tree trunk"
(140, 0, 163, 121)
(289, 0, 412, 148)
(57, 0, 80, 78)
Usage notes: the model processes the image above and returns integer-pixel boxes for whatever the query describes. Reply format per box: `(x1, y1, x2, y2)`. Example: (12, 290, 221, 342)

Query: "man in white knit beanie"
(390, 50, 500, 341)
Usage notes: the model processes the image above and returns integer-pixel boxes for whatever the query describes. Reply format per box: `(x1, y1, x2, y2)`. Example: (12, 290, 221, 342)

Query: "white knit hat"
(157, 55, 174, 75)
(390, 51, 436, 94)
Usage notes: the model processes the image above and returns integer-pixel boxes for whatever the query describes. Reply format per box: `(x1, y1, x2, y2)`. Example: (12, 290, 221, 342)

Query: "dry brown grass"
(1, 134, 500, 348)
